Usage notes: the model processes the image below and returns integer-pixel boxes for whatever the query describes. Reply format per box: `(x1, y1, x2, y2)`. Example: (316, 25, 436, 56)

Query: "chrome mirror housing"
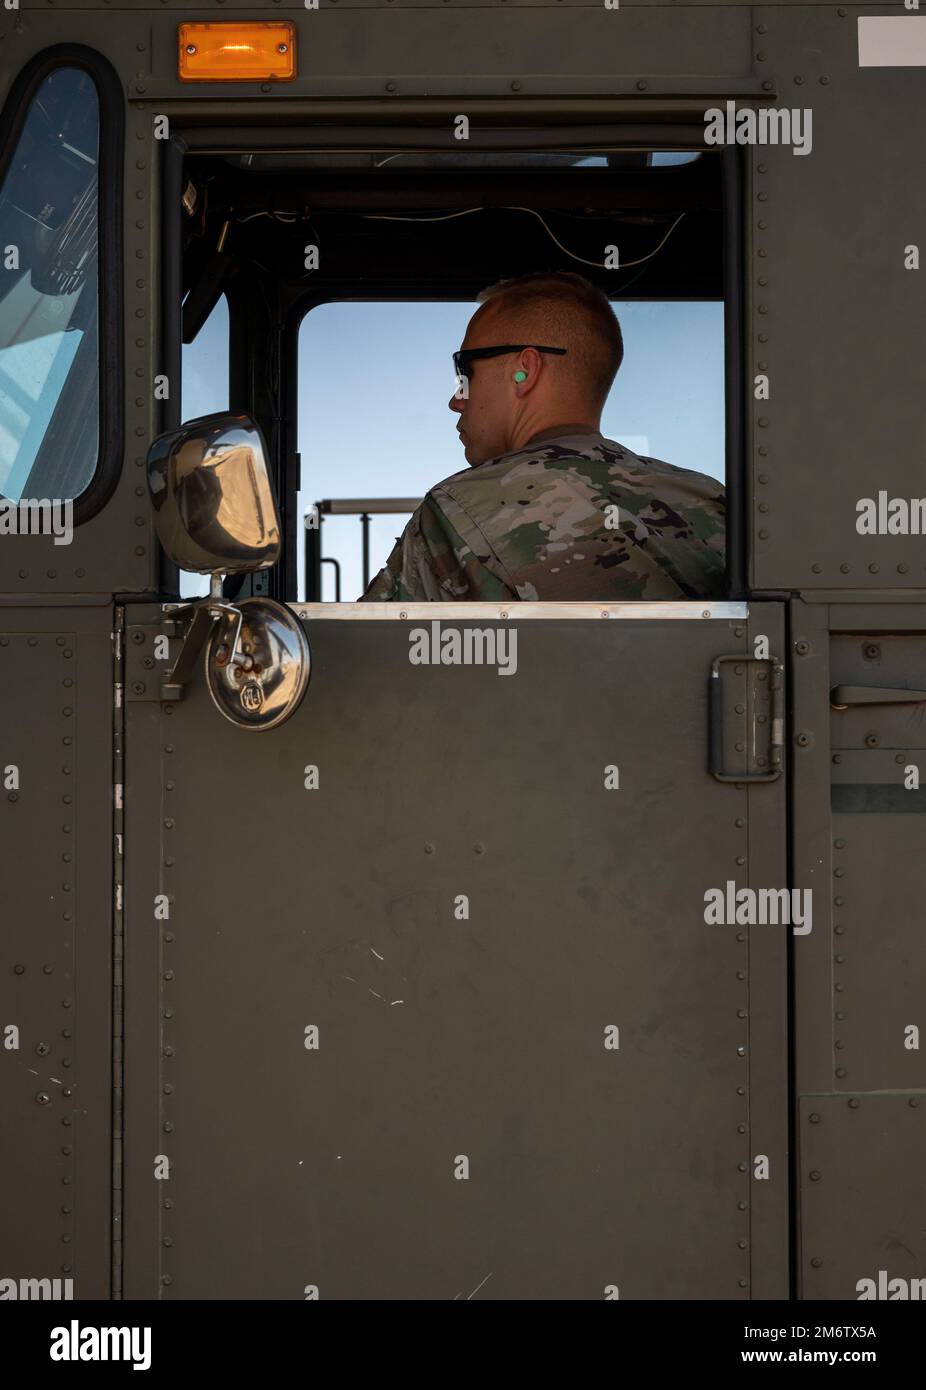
(146, 412, 280, 574)
(146, 413, 309, 730)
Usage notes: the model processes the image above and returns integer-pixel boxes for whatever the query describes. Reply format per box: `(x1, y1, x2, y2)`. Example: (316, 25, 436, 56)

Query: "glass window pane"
(0, 68, 100, 502)
(298, 299, 723, 601)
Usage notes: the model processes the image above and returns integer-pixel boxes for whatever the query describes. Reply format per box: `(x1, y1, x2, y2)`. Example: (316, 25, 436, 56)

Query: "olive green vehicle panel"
(2, 0, 925, 1303)
(790, 598, 926, 1299)
(120, 604, 788, 1299)
(0, 603, 114, 1297)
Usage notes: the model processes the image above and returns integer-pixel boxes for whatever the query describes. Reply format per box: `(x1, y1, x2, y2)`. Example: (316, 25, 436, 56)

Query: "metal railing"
(304, 498, 422, 601)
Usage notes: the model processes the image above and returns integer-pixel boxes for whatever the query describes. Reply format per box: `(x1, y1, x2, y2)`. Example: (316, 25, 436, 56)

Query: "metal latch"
(709, 653, 784, 783)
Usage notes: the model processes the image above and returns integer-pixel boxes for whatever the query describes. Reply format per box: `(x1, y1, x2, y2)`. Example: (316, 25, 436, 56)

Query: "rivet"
(836, 1066, 847, 1077)
(36, 1092, 51, 1105)
(424, 843, 434, 854)
(811, 563, 822, 574)
(848, 1097, 859, 1108)
(809, 1112, 820, 1123)
(809, 1170, 821, 1181)
(61, 1145, 73, 1155)
(811, 1257, 823, 1268)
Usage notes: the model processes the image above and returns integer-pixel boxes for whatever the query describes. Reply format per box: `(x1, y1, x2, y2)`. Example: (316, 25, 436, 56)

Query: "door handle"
(830, 685, 926, 709)
(709, 654, 784, 783)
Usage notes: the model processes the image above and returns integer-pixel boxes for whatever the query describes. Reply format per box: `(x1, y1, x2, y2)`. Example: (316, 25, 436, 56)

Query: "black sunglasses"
(453, 344, 567, 382)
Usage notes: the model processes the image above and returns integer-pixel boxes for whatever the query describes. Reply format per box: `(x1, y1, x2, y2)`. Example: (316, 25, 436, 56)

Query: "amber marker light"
(178, 23, 297, 82)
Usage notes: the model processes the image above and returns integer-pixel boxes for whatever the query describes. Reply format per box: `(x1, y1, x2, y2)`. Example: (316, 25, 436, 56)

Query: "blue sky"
(183, 297, 724, 600)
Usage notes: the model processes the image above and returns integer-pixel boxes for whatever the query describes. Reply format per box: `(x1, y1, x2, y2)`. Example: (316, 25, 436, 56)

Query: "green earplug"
(514, 370, 527, 382)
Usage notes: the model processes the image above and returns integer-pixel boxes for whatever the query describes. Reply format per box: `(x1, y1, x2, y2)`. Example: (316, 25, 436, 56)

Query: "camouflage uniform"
(360, 427, 725, 601)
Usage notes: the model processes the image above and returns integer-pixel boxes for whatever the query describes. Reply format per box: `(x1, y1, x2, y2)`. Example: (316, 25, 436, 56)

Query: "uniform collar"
(523, 424, 605, 447)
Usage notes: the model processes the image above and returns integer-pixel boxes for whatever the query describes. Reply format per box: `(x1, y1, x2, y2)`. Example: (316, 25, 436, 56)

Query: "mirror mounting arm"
(160, 598, 244, 702)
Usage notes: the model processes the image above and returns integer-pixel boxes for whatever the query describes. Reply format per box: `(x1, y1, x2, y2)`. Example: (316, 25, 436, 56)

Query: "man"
(361, 271, 725, 602)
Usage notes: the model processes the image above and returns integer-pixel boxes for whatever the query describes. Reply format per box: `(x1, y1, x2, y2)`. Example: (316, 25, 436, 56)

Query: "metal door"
(120, 599, 788, 1300)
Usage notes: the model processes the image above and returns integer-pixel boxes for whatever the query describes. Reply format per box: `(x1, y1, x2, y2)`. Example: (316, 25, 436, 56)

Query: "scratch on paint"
(368, 989, 384, 1001)
(370, 948, 384, 961)
(468, 1273, 492, 1300)
(390, 1000, 404, 1006)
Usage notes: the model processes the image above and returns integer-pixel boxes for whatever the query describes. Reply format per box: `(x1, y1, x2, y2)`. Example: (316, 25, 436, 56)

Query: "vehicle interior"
(175, 140, 733, 604)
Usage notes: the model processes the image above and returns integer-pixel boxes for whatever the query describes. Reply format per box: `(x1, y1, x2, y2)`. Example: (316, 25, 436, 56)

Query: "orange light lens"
(178, 23, 296, 82)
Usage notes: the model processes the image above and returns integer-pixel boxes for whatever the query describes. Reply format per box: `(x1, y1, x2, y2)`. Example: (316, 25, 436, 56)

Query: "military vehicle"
(1, 2, 924, 1303)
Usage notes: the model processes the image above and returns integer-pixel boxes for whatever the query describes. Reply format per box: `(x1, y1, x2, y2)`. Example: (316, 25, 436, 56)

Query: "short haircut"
(475, 270, 624, 407)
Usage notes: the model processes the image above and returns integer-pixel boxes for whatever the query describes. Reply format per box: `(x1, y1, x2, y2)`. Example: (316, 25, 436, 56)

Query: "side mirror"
(147, 411, 281, 573)
(146, 412, 309, 730)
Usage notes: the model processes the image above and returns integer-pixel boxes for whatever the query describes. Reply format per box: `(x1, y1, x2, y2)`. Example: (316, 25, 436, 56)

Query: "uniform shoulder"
(433, 436, 725, 505)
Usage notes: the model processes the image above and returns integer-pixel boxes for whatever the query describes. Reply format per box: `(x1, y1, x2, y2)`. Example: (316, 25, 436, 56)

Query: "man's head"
(449, 270, 623, 466)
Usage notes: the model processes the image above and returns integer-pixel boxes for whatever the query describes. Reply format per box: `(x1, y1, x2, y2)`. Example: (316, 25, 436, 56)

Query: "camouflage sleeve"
(360, 493, 515, 601)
